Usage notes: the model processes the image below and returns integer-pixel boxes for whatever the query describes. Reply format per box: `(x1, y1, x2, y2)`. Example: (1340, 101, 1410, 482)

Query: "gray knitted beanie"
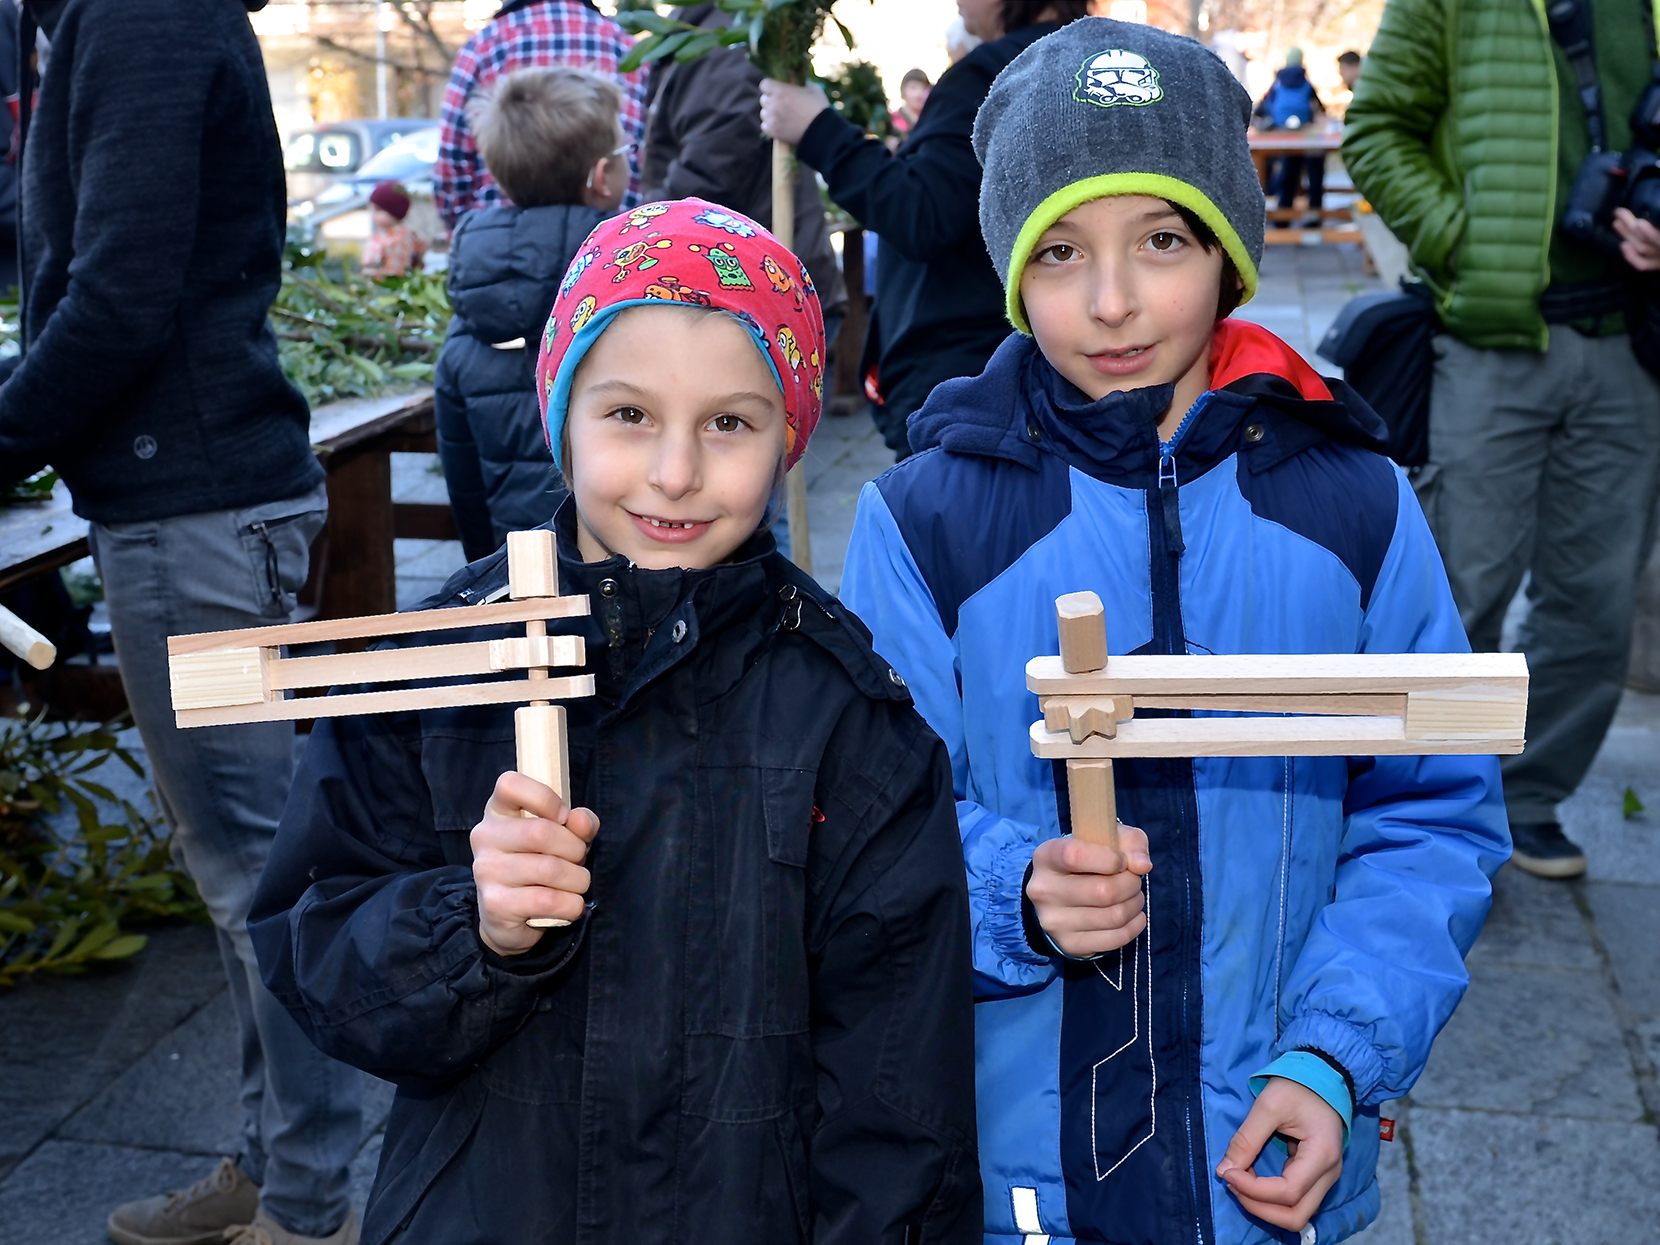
(973, 18, 1264, 333)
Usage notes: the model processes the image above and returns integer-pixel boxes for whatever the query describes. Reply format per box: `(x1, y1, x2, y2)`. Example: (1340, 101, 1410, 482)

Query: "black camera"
(1561, 77, 1660, 255)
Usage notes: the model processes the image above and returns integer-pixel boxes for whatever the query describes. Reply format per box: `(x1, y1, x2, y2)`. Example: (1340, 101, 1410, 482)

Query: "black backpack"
(1316, 282, 1438, 468)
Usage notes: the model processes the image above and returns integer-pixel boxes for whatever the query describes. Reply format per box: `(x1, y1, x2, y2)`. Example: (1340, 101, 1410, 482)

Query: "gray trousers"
(1420, 328, 1660, 825)
(91, 482, 363, 1236)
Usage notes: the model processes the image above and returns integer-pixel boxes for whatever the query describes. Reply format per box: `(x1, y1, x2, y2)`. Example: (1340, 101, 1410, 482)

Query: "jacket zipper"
(1153, 393, 1210, 1245)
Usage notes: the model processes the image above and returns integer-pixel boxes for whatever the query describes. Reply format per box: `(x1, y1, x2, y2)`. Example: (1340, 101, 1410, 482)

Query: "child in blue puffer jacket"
(434, 66, 625, 560)
(840, 19, 1510, 1245)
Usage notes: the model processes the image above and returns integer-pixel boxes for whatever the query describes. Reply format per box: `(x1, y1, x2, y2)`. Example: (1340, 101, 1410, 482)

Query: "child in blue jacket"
(839, 19, 1510, 1245)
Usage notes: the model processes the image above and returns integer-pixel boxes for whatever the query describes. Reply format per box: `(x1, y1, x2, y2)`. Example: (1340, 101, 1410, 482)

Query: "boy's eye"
(709, 413, 748, 434)
(1037, 242, 1077, 264)
(1148, 231, 1186, 253)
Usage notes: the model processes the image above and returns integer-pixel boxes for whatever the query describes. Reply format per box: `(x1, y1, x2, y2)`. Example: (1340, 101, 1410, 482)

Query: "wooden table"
(1248, 127, 1362, 247)
(0, 386, 452, 618)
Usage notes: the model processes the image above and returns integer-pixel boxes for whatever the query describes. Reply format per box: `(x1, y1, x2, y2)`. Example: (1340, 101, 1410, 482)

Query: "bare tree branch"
(314, 33, 444, 78)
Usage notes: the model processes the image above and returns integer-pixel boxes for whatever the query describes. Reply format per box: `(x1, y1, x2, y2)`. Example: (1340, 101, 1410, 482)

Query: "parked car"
(283, 117, 438, 204)
(288, 126, 445, 259)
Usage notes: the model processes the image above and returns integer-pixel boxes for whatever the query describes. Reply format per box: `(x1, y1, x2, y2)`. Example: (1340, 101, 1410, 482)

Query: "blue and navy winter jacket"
(839, 321, 1510, 1245)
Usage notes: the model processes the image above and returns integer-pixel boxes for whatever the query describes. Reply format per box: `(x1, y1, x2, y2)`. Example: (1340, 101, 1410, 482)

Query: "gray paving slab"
(0, 923, 225, 1182)
(57, 987, 248, 1155)
(1408, 963, 1644, 1122)
(1465, 867, 1599, 974)
(0, 1140, 224, 1245)
(1582, 881, 1660, 1021)
(1560, 725, 1660, 886)
(1409, 1107, 1660, 1245)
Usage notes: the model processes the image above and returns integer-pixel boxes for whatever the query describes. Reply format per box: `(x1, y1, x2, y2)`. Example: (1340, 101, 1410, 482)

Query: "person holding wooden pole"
(248, 200, 981, 1243)
(840, 20, 1509, 1245)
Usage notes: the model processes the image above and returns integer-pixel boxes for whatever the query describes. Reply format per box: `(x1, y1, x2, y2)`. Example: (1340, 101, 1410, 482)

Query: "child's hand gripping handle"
(1056, 592, 1118, 849)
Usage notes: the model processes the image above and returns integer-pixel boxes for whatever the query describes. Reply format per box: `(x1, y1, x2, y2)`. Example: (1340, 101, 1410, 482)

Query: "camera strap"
(1546, 0, 1609, 150)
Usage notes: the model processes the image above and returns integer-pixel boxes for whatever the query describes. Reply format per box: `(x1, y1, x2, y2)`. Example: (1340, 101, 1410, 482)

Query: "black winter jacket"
(0, 0, 321, 521)
(434, 203, 603, 561)
(794, 21, 1060, 444)
(249, 507, 982, 1245)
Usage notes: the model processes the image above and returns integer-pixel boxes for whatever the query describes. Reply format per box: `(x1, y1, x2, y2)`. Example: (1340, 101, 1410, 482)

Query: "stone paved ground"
(2, 243, 1657, 1243)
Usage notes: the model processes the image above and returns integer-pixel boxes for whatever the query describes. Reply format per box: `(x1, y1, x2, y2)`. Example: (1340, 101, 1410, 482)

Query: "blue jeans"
(91, 483, 363, 1236)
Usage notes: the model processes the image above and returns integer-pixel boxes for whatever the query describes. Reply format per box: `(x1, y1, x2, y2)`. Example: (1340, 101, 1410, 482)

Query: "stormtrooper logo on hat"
(1073, 49, 1163, 107)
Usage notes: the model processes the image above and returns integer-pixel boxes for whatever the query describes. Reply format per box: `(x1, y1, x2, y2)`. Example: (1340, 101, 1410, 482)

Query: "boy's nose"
(1087, 262, 1136, 326)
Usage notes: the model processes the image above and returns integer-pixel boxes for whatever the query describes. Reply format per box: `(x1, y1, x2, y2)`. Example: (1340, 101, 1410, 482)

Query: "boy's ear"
(582, 156, 615, 209)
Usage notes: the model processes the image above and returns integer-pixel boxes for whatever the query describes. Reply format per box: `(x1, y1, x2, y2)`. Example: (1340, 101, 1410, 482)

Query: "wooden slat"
(1030, 715, 1525, 758)
(1027, 652, 1528, 696)
(176, 674, 595, 729)
(1041, 692, 1411, 718)
(264, 635, 585, 692)
(168, 594, 591, 657)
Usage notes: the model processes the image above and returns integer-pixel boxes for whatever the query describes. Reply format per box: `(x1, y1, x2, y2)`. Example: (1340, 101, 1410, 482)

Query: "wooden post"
(1054, 591, 1118, 847)
(773, 137, 813, 577)
(0, 602, 55, 670)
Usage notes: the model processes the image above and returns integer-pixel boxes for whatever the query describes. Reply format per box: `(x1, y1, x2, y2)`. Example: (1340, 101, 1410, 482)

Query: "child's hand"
(1025, 826, 1153, 958)
(1216, 1077, 1345, 1232)
(470, 771, 601, 957)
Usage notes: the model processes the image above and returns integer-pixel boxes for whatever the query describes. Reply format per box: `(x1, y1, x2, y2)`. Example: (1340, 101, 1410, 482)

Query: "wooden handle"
(1066, 758, 1118, 848)
(518, 701, 575, 930)
(0, 602, 56, 671)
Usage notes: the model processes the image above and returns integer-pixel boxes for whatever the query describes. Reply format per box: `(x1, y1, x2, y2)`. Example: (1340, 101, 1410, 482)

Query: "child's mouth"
(630, 512, 712, 542)
(1087, 343, 1156, 376)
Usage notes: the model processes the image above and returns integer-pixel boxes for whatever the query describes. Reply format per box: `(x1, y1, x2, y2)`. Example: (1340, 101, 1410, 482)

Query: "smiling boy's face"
(1019, 194, 1227, 437)
(564, 305, 786, 571)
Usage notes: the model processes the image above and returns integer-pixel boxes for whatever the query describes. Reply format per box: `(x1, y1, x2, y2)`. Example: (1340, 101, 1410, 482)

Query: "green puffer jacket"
(1343, 0, 1659, 351)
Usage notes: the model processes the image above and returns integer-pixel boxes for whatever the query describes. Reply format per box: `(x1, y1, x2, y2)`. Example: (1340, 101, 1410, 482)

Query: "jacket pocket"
(687, 763, 815, 1040)
(233, 493, 326, 620)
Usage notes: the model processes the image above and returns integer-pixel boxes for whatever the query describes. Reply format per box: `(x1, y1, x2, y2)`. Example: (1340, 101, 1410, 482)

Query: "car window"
(355, 129, 440, 180)
(317, 132, 360, 171)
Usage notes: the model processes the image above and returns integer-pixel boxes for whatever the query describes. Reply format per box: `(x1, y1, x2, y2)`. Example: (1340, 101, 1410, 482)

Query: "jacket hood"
(907, 319, 1386, 480)
(448, 203, 607, 346)
(1275, 64, 1311, 89)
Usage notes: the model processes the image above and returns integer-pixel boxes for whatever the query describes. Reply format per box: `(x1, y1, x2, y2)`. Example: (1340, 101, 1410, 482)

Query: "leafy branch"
(619, 0, 863, 85)
(0, 709, 205, 988)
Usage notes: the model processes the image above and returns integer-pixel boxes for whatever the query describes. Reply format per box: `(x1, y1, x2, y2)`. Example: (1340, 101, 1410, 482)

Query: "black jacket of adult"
(249, 506, 982, 1245)
(0, 0, 321, 521)
(642, 3, 846, 316)
(794, 20, 1061, 450)
(434, 202, 602, 561)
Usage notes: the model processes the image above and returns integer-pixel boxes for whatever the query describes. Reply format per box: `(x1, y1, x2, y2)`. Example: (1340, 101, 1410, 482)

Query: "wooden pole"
(773, 136, 813, 577)
(0, 602, 55, 671)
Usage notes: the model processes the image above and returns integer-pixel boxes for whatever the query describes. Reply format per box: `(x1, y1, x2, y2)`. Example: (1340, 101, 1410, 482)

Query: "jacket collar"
(546, 501, 782, 709)
(907, 320, 1386, 486)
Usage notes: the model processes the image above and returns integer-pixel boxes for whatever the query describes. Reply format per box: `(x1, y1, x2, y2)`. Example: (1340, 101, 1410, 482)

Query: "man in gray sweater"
(0, 3, 363, 1242)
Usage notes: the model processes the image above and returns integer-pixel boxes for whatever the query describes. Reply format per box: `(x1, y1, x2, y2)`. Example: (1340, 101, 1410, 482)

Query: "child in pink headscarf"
(249, 200, 982, 1243)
